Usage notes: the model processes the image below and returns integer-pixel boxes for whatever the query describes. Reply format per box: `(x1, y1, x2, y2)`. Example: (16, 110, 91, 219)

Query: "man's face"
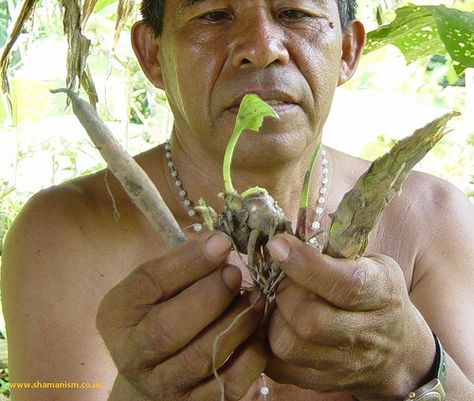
(156, 0, 348, 167)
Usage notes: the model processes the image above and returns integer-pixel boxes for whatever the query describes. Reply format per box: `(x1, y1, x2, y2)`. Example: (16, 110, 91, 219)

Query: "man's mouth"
(263, 99, 298, 112)
(265, 99, 285, 105)
(226, 98, 298, 114)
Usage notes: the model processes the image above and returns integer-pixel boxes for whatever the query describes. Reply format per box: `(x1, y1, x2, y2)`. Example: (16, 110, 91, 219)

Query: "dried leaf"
(81, 0, 99, 30)
(0, 0, 39, 112)
(325, 112, 461, 259)
(59, 0, 98, 107)
(112, 0, 139, 53)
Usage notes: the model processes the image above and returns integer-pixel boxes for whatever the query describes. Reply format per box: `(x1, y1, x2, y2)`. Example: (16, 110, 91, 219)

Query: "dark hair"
(141, 0, 358, 36)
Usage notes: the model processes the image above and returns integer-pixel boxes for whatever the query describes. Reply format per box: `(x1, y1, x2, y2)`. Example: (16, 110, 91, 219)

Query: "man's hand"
(265, 234, 436, 401)
(96, 231, 267, 401)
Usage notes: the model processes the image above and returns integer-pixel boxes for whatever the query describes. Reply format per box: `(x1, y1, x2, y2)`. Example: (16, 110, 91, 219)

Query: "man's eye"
(279, 9, 310, 21)
(199, 10, 231, 22)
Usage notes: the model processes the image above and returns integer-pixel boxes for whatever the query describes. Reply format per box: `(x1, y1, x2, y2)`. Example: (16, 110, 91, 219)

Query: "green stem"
(296, 143, 321, 241)
(223, 125, 241, 195)
(299, 143, 321, 208)
(241, 186, 267, 198)
(222, 94, 278, 195)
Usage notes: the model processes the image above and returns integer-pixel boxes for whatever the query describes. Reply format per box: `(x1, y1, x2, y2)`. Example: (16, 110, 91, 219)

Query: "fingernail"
(267, 238, 290, 262)
(204, 233, 231, 259)
(221, 265, 242, 291)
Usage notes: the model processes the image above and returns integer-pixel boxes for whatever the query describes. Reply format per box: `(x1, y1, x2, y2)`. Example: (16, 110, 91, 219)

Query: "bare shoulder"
(1, 151, 168, 400)
(391, 169, 474, 254)
(6, 172, 105, 239)
(2, 149, 169, 298)
(1, 175, 118, 400)
(3, 143, 169, 270)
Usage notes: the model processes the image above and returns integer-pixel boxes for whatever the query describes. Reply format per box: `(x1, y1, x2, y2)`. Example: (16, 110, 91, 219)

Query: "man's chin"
(229, 132, 309, 170)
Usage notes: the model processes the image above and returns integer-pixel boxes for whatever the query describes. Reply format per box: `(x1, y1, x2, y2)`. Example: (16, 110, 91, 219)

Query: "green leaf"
(223, 94, 279, 194)
(431, 6, 474, 74)
(93, 0, 116, 13)
(234, 94, 278, 135)
(365, 4, 474, 74)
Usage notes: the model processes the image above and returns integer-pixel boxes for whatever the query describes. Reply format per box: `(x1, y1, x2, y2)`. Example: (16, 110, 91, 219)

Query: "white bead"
(179, 190, 187, 197)
(171, 170, 178, 177)
(311, 221, 320, 230)
(168, 161, 175, 168)
(316, 207, 323, 214)
(322, 177, 329, 184)
(175, 180, 182, 187)
(165, 152, 172, 159)
(322, 158, 328, 165)
(188, 210, 196, 217)
(320, 187, 327, 194)
(183, 200, 191, 207)
(260, 386, 269, 396)
(193, 224, 203, 232)
(318, 197, 325, 204)
(322, 167, 329, 175)
(165, 143, 171, 150)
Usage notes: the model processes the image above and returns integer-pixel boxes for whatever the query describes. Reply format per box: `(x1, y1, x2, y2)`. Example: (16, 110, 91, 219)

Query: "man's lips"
(225, 102, 299, 116)
(224, 91, 300, 113)
(227, 89, 298, 106)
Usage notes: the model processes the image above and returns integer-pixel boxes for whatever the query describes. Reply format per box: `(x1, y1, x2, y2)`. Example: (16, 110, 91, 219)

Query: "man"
(2, 0, 474, 400)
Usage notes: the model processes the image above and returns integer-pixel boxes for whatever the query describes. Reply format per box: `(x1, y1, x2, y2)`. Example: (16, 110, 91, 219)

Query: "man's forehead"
(178, 0, 203, 7)
(177, 0, 207, 13)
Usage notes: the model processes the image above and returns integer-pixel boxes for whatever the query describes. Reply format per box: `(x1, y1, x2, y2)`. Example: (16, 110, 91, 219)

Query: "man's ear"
(338, 20, 366, 86)
(131, 21, 165, 89)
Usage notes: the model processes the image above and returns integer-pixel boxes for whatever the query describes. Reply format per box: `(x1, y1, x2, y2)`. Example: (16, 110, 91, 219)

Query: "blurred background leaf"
(365, 4, 474, 73)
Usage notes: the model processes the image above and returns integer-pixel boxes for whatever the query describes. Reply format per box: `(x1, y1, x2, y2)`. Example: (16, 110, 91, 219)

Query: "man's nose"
(230, 13, 289, 69)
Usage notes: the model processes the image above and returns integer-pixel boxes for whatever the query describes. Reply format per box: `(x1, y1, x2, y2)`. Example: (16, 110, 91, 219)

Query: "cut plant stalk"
(51, 88, 186, 247)
(325, 111, 460, 259)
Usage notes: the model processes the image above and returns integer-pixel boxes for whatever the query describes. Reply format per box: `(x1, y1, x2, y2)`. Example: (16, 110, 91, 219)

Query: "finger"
(189, 334, 267, 401)
(266, 353, 318, 387)
(124, 264, 243, 371)
(146, 291, 265, 391)
(97, 231, 232, 334)
(268, 307, 385, 388)
(266, 353, 353, 394)
(267, 234, 399, 310)
(268, 307, 344, 369)
(275, 279, 358, 345)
